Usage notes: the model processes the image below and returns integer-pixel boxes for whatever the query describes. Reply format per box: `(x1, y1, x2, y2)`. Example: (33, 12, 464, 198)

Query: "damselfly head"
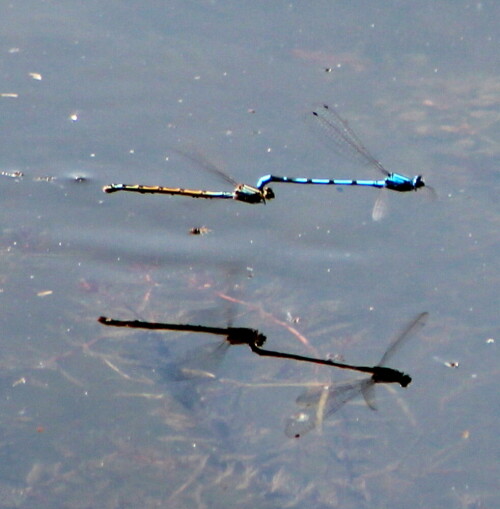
(234, 184, 270, 204)
(372, 366, 412, 386)
(254, 332, 267, 347)
(263, 187, 275, 201)
(413, 175, 425, 190)
(399, 373, 412, 387)
(226, 327, 266, 347)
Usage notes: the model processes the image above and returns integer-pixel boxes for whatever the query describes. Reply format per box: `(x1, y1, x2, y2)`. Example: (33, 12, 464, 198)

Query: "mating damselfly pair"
(98, 311, 428, 438)
(103, 105, 430, 218)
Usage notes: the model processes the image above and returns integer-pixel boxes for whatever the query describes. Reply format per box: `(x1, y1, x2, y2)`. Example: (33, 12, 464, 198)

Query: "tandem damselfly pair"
(98, 311, 427, 437)
(103, 106, 431, 216)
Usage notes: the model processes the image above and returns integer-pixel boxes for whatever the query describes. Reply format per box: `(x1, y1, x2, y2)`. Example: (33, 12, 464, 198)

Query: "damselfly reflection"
(282, 312, 428, 438)
(103, 150, 274, 205)
(257, 105, 433, 220)
(98, 312, 426, 438)
(98, 316, 266, 380)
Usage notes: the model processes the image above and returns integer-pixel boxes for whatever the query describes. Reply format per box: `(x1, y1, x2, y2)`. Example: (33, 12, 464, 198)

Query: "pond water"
(0, 1, 498, 507)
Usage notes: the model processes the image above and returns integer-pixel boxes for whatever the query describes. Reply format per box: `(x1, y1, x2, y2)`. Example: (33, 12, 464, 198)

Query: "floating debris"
(37, 290, 53, 297)
(189, 226, 212, 236)
(1, 170, 24, 178)
(433, 356, 459, 368)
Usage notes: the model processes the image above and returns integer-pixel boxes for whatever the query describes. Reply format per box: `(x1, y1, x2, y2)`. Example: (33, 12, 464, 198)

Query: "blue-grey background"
(0, 1, 498, 507)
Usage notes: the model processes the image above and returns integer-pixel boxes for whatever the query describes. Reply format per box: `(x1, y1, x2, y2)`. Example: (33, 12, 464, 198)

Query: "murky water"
(0, 1, 498, 507)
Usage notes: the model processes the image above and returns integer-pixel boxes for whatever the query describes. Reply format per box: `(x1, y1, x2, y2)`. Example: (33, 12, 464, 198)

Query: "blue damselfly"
(256, 104, 430, 219)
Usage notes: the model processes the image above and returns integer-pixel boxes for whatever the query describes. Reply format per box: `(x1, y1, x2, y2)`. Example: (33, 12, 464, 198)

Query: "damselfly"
(103, 150, 274, 204)
(256, 104, 429, 219)
(277, 312, 428, 438)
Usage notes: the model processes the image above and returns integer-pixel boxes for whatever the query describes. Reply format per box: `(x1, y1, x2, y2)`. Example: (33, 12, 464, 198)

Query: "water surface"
(0, 1, 498, 507)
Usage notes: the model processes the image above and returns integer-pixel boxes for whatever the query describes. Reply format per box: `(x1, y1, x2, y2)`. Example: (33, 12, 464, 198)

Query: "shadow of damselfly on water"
(98, 311, 427, 438)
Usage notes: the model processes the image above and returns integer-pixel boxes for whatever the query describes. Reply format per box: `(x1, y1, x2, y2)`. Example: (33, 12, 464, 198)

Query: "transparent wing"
(310, 104, 388, 176)
(372, 185, 436, 222)
(361, 380, 377, 410)
(165, 340, 230, 381)
(173, 148, 238, 187)
(377, 312, 428, 367)
(285, 379, 373, 438)
(284, 409, 318, 438)
(371, 189, 390, 221)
